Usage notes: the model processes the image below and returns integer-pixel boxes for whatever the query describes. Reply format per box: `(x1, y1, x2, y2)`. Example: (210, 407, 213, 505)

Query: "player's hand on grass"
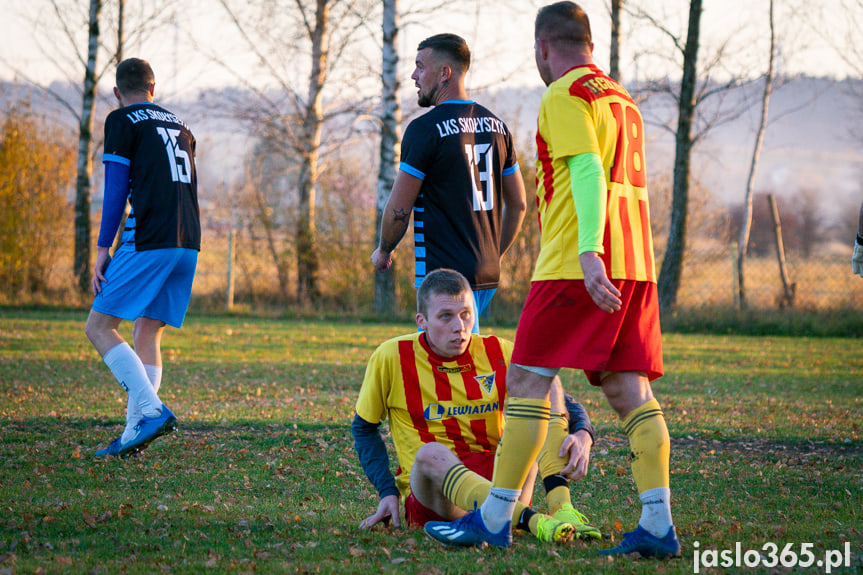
(371, 248, 393, 273)
(359, 494, 400, 530)
(558, 429, 592, 481)
(852, 240, 863, 277)
(579, 251, 621, 313)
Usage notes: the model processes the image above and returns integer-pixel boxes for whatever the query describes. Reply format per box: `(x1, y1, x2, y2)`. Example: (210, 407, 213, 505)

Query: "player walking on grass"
(352, 269, 600, 544)
(371, 34, 527, 333)
(86, 58, 200, 458)
(425, 3, 680, 558)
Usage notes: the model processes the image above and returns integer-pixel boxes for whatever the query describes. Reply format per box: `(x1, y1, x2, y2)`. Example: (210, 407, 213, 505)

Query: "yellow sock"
(443, 463, 489, 512)
(623, 398, 670, 492)
(480, 397, 550, 533)
(537, 413, 572, 514)
(442, 464, 527, 524)
(492, 397, 551, 490)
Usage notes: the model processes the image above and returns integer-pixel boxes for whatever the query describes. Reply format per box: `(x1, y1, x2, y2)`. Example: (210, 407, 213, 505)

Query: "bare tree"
(374, 0, 401, 315)
(628, 0, 759, 310)
(3, 0, 174, 293)
(211, 0, 378, 305)
(71, 0, 102, 293)
(736, 0, 777, 309)
(609, 0, 623, 82)
(654, 0, 703, 311)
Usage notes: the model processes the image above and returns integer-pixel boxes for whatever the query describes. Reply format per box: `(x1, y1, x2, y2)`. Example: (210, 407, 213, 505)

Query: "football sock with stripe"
(623, 398, 673, 537)
(442, 464, 529, 530)
(537, 412, 572, 514)
(481, 397, 551, 533)
(103, 343, 162, 421)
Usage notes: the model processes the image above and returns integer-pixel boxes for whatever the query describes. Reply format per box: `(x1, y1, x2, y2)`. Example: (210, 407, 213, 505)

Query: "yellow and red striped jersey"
(534, 64, 656, 282)
(355, 332, 511, 499)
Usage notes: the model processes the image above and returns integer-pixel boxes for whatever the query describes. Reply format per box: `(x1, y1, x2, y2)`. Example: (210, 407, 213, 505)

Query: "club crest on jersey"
(474, 373, 495, 395)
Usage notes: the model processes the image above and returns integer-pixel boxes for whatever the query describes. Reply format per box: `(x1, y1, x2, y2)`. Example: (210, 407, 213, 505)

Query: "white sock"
(479, 487, 521, 534)
(144, 364, 163, 393)
(122, 364, 163, 443)
(103, 343, 161, 420)
(638, 487, 673, 537)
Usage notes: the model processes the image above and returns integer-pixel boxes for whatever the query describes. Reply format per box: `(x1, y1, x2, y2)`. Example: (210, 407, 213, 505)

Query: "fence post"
(767, 194, 795, 308)
(731, 241, 740, 309)
(226, 227, 236, 311)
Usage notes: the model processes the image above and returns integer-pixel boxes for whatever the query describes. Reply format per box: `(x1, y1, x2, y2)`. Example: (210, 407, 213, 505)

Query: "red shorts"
(404, 450, 495, 527)
(511, 279, 663, 386)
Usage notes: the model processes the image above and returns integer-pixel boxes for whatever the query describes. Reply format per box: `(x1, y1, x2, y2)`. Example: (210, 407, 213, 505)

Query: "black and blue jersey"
(103, 102, 200, 251)
(400, 101, 519, 289)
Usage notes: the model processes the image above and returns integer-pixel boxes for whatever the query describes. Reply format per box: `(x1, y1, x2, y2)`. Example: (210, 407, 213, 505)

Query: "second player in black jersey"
(400, 100, 518, 290)
(372, 33, 527, 332)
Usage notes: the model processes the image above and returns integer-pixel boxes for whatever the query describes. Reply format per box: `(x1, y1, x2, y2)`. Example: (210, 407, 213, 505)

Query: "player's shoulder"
(373, 332, 422, 354)
(471, 333, 514, 356)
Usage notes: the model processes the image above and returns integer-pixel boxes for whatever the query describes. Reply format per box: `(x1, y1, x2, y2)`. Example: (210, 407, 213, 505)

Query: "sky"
(0, 0, 859, 99)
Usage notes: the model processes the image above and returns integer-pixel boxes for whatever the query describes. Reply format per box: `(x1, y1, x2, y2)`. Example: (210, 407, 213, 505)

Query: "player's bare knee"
(415, 443, 456, 475)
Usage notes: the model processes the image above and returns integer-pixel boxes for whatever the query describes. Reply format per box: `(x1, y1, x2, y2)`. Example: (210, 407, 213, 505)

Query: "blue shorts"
(471, 288, 496, 334)
(92, 246, 198, 328)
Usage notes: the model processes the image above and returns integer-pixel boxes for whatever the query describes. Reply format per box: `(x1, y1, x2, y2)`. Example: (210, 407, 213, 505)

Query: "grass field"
(1, 308, 861, 574)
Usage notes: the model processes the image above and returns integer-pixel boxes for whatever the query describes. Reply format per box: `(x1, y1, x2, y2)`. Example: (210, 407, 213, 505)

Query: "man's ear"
(440, 64, 452, 84)
(538, 39, 549, 61)
(416, 312, 427, 331)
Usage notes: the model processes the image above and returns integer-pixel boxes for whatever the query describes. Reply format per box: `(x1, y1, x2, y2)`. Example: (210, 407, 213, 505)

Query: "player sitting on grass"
(352, 268, 600, 544)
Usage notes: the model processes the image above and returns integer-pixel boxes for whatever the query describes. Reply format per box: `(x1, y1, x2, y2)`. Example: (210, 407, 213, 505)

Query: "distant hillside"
(479, 76, 863, 219)
(4, 76, 861, 222)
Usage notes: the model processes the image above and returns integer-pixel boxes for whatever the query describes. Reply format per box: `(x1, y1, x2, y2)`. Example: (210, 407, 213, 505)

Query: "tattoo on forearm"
(392, 207, 410, 223)
(380, 208, 410, 253)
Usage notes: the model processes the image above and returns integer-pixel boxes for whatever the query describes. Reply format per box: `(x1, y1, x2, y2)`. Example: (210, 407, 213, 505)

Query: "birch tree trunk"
(373, 0, 401, 315)
(296, 0, 328, 305)
(736, 0, 776, 309)
(73, 0, 102, 293)
(657, 0, 701, 311)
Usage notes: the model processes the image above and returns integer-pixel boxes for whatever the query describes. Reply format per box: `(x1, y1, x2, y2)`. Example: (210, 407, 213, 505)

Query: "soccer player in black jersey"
(371, 34, 527, 333)
(85, 58, 200, 458)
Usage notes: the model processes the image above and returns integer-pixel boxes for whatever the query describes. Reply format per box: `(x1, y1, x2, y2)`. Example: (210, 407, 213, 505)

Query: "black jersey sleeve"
(400, 118, 436, 178)
(103, 110, 135, 164)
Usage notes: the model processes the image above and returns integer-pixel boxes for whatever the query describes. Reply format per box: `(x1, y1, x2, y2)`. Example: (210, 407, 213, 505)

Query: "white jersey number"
(465, 143, 494, 212)
(156, 127, 192, 184)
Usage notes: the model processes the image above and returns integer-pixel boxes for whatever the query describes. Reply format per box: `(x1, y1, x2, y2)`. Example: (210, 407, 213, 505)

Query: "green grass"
(1, 308, 861, 574)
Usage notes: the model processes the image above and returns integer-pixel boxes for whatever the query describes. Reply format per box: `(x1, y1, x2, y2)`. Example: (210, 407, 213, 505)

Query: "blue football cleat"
(599, 525, 681, 558)
(95, 436, 124, 458)
(95, 436, 141, 458)
(424, 510, 512, 549)
(117, 404, 177, 457)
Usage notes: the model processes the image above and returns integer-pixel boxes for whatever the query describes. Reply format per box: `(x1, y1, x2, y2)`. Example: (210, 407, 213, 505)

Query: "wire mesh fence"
(188, 227, 863, 314)
(5, 223, 862, 328)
